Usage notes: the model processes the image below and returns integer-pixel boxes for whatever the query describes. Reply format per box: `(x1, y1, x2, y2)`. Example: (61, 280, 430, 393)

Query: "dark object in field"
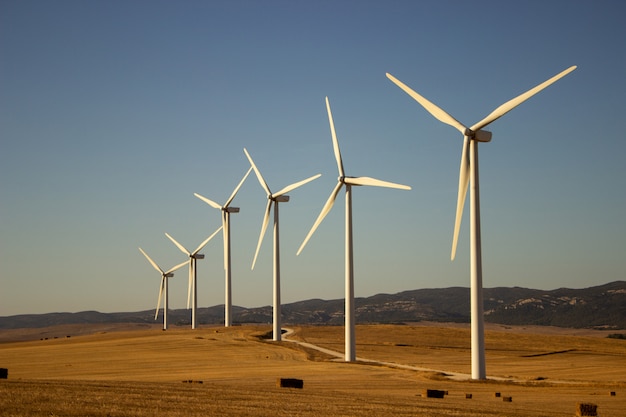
(494, 392, 501, 398)
(465, 393, 472, 399)
(502, 396, 512, 402)
(0, 368, 7, 379)
(576, 402, 598, 416)
(422, 389, 446, 398)
(277, 378, 303, 389)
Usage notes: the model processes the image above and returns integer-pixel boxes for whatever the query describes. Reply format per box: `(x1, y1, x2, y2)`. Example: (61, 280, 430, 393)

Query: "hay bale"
(576, 403, 598, 416)
(277, 378, 303, 389)
(465, 393, 473, 399)
(502, 396, 512, 402)
(0, 368, 7, 379)
(494, 392, 501, 398)
(610, 391, 616, 396)
(422, 389, 446, 399)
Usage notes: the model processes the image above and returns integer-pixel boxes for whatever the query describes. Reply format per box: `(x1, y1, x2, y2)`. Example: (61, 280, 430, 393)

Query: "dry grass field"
(1, 322, 625, 416)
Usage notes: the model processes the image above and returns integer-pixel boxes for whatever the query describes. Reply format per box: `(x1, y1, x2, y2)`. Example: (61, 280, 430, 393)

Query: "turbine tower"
(297, 96, 411, 362)
(138, 247, 188, 330)
(386, 65, 576, 379)
(164, 226, 222, 329)
(194, 167, 252, 327)
(244, 147, 321, 341)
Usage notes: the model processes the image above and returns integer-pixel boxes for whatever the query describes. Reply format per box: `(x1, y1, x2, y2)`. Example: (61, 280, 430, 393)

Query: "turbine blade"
(139, 247, 164, 274)
(297, 181, 343, 255)
(386, 73, 467, 134)
(344, 176, 411, 190)
(273, 173, 322, 197)
(243, 148, 272, 197)
(165, 233, 190, 256)
(165, 259, 190, 275)
(451, 137, 470, 261)
(155, 276, 164, 320)
(252, 199, 272, 270)
(326, 97, 345, 178)
(192, 225, 224, 256)
(470, 65, 577, 132)
(194, 193, 222, 210)
(225, 166, 253, 208)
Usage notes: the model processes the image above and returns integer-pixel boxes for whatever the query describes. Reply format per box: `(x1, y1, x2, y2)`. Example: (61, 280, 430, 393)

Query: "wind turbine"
(164, 226, 223, 330)
(386, 65, 576, 379)
(243, 147, 321, 341)
(138, 247, 189, 330)
(194, 167, 252, 327)
(297, 96, 411, 362)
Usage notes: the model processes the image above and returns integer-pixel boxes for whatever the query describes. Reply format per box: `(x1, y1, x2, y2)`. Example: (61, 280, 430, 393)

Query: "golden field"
(1, 322, 625, 416)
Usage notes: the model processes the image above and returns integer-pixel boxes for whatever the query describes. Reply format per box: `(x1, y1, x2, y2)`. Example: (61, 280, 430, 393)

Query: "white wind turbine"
(194, 167, 252, 327)
(243, 147, 321, 341)
(386, 65, 576, 379)
(138, 247, 189, 330)
(297, 96, 411, 362)
(164, 226, 223, 330)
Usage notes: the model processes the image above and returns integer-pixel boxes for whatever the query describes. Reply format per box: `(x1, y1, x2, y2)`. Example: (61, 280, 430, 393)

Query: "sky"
(1, 0, 625, 316)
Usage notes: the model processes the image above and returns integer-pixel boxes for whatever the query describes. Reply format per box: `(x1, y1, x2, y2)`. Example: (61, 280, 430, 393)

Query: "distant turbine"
(194, 167, 252, 327)
(165, 226, 223, 329)
(297, 96, 411, 362)
(244, 147, 321, 341)
(138, 247, 189, 330)
(386, 65, 576, 379)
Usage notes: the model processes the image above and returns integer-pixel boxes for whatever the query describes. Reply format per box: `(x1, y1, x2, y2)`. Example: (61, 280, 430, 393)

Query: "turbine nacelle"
(466, 129, 492, 142)
(272, 195, 290, 203)
(224, 207, 240, 213)
(164, 272, 174, 278)
(194, 254, 205, 260)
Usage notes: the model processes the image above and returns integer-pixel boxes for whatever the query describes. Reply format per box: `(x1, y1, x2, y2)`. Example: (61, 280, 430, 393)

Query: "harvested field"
(1, 323, 625, 416)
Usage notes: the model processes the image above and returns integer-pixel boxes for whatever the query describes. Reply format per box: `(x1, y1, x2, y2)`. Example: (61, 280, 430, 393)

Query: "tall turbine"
(164, 226, 223, 329)
(243, 147, 321, 341)
(386, 65, 576, 379)
(297, 96, 411, 362)
(194, 167, 252, 327)
(138, 247, 189, 330)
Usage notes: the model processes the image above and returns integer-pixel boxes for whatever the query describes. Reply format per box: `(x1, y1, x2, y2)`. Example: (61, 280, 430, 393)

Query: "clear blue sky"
(1, 1, 624, 316)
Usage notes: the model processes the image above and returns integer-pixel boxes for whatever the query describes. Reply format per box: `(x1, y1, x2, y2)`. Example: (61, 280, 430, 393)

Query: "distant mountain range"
(2, 281, 625, 330)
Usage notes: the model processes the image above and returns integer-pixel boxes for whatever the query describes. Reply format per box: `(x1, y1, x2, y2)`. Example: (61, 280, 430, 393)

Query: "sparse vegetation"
(607, 333, 626, 340)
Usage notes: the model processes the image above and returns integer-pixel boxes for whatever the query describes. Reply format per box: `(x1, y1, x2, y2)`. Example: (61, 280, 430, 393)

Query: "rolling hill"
(1, 281, 625, 330)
